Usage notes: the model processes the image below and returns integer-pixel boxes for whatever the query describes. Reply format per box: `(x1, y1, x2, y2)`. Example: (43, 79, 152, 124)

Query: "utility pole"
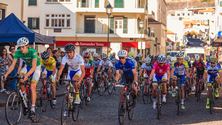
(21, 0, 24, 22)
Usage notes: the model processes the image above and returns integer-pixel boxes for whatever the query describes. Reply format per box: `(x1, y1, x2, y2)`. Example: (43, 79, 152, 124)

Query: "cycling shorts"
(152, 73, 167, 86)
(20, 65, 41, 83)
(42, 69, 56, 83)
(66, 70, 82, 85)
(120, 75, 134, 87)
(173, 72, 185, 85)
(207, 73, 220, 86)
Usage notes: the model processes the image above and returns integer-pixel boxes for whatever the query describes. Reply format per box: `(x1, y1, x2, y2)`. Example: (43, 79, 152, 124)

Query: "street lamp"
(151, 27, 154, 55)
(139, 21, 144, 53)
(106, 3, 113, 56)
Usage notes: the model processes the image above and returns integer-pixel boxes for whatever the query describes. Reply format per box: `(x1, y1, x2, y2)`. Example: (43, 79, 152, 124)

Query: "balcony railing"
(76, 28, 115, 34)
(138, 3, 148, 10)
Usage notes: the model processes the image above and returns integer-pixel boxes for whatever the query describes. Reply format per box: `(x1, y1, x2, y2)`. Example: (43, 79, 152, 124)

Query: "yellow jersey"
(40, 57, 56, 71)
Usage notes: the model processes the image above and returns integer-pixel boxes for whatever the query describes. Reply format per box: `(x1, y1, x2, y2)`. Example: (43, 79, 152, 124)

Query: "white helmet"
(145, 57, 151, 63)
(102, 53, 108, 59)
(184, 56, 190, 62)
(93, 53, 98, 57)
(138, 53, 143, 57)
(117, 50, 128, 57)
(195, 55, 200, 61)
(157, 54, 166, 63)
(17, 37, 29, 47)
(128, 56, 134, 60)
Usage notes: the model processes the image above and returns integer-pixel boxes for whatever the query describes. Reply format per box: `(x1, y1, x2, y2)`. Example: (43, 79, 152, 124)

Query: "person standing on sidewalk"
(0, 48, 9, 92)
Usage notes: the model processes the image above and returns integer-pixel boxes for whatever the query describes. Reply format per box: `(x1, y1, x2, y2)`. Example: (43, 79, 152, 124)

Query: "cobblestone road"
(1, 87, 222, 125)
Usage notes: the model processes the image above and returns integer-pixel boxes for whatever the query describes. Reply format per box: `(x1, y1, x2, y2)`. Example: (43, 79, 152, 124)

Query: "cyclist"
(40, 51, 57, 106)
(93, 53, 101, 89)
(166, 55, 173, 91)
(203, 55, 222, 109)
(82, 51, 94, 102)
(184, 56, 192, 95)
(135, 56, 141, 72)
(128, 52, 137, 69)
(192, 55, 205, 96)
(97, 54, 114, 88)
(171, 53, 189, 110)
(57, 44, 85, 105)
(139, 57, 153, 94)
(115, 50, 138, 107)
(137, 53, 144, 65)
(4, 37, 41, 118)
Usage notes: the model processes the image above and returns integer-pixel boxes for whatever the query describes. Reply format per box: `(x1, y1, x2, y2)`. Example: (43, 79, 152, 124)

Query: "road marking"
(42, 115, 60, 123)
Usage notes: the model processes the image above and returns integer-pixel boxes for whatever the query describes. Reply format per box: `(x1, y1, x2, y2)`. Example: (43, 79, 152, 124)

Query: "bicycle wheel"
(79, 84, 85, 109)
(197, 83, 200, 101)
(31, 91, 43, 123)
(210, 89, 213, 114)
(142, 84, 149, 104)
(49, 92, 54, 109)
(72, 104, 80, 122)
(128, 94, 134, 120)
(5, 91, 22, 125)
(176, 90, 180, 115)
(98, 79, 105, 96)
(157, 90, 161, 120)
(61, 93, 69, 125)
(150, 87, 153, 102)
(40, 86, 48, 112)
(118, 94, 127, 125)
(108, 82, 113, 94)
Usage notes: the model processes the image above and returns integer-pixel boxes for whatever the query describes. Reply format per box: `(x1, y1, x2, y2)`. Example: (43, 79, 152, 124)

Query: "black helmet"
(135, 56, 140, 61)
(41, 51, 50, 61)
(65, 44, 75, 52)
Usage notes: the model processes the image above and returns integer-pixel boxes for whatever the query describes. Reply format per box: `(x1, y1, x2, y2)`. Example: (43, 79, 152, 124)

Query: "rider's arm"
(97, 65, 101, 72)
(5, 59, 17, 76)
(25, 58, 37, 77)
(17, 59, 24, 74)
(149, 69, 155, 80)
(57, 64, 65, 78)
(167, 70, 170, 80)
(79, 65, 85, 83)
(115, 70, 119, 82)
(185, 69, 189, 77)
(139, 69, 144, 76)
(203, 71, 207, 81)
(171, 68, 175, 78)
(132, 69, 138, 83)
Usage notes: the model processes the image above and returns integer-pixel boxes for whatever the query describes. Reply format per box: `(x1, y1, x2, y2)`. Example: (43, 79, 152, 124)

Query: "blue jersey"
(205, 61, 221, 76)
(115, 59, 135, 77)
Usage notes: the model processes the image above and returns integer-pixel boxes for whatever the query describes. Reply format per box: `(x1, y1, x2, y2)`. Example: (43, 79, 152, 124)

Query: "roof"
(187, 38, 207, 47)
(183, 21, 205, 25)
(167, 29, 174, 34)
(167, 37, 174, 43)
(185, 30, 199, 35)
(198, 8, 215, 12)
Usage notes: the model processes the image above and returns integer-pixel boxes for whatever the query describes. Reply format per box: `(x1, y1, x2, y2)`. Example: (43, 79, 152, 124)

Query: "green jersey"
(14, 48, 40, 67)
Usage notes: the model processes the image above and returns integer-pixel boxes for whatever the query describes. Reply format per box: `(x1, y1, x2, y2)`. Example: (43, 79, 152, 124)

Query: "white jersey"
(141, 63, 152, 71)
(99, 60, 113, 69)
(61, 53, 84, 71)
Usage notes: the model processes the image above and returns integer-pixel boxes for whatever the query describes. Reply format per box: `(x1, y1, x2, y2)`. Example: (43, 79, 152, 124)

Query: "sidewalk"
(0, 81, 66, 107)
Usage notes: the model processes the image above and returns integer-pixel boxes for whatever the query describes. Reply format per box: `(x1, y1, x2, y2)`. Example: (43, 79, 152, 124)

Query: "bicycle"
(196, 75, 204, 101)
(40, 77, 54, 112)
(184, 77, 191, 99)
(152, 80, 168, 120)
(118, 82, 136, 125)
(97, 70, 113, 96)
(79, 77, 92, 107)
(60, 79, 80, 125)
(5, 76, 42, 125)
(141, 77, 153, 104)
(209, 78, 219, 114)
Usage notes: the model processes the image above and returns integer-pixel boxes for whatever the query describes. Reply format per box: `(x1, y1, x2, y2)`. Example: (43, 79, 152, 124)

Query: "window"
(0, 10, 2, 20)
(29, 0, 37, 6)
(84, 16, 95, 33)
(45, 14, 71, 28)
(46, 0, 70, 2)
(177, 14, 180, 16)
(197, 24, 200, 26)
(220, 1, 222, 7)
(188, 13, 190, 16)
(115, 0, 123, 8)
(28, 17, 39, 29)
(182, 13, 185, 16)
(95, 0, 99, 8)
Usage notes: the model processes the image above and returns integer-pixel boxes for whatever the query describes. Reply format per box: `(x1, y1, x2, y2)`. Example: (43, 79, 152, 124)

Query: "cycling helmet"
(93, 53, 98, 57)
(117, 50, 128, 57)
(184, 56, 190, 62)
(210, 55, 217, 63)
(65, 44, 75, 52)
(102, 53, 108, 59)
(138, 53, 143, 57)
(135, 56, 140, 61)
(157, 54, 166, 63)
(195, 55, 200, 61)
(145, 57, 151, 63)
(41, 51, 50, 61)
(83, 51, 90, 57)
(128, 51, 133, 57)
(128, 56, 134, 60)
(17, 37, 29, 47)
(167, 55, 171, 60)
(176, 53, 183, 58)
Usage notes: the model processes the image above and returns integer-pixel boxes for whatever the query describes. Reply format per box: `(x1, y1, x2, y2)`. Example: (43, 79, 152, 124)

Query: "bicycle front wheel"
(118, 94, 127, 125)
(157, 91, 161, 120)
(5, 91, 22, 125)
(61, 93, 69, 125)
(31, 91, 43, 123)
(142, 84, 149, 104)
(128, 94, 134, 120)
(40, 86, 48, 112)
(98, 79, 105, 96)
(72, 104, 80, 122)
(108, 82, 113, 94)
(210, 89, 214, 114)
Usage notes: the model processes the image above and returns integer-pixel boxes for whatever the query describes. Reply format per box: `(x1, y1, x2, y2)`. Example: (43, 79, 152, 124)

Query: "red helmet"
(83, 51, 90, 57)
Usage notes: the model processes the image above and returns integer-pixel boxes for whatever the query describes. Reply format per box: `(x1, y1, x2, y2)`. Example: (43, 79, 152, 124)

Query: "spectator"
(58, 48, 61, 56)
(52, 50, 60, 69)
(0, 48, 9, 92)
(110, 52, 116, 61)
(61, 52, 68, 84)
(47, 47, 53, 57)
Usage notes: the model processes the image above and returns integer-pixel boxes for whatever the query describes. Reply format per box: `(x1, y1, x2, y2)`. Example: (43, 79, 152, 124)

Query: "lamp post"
(155, 37, 158, 55)
(139, 21, 144, 53)
(151, 27, 154, 55)
(106, 3, 113, 56)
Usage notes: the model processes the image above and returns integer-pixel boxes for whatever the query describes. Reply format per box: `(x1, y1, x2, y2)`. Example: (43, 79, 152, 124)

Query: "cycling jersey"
(93, 58, 101, 68)
(152, 62, 170, 76)
(115, 59, 135, 77)
(172, 60, 189, 75)
(127, 57, 137, 67)
(111, 58, 117, 68)
(166, 60, 172, 67)
(99, 60, 113, 69)
(40, 57, 56, 71)
(205, 61, 221, 76)
(192, 61, 205, 75)
(141, 63, 154, 77)
(14, 48, 40, 67)
(84, 60, 94, 77)
(61, 53, 84, 71)
(188, 62, 192, 68)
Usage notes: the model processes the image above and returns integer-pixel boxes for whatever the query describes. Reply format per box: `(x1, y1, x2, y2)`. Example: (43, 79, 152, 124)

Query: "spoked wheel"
(118, 94, 127, 125)
(128, 94, 134, 120)
(79, 84, 85, 109)
(197, 84, 200, 101)
(150, 88, 154, 102)
(142, 84, 149, 104)
(61, 94, 69, 125)
(157, 91, 161, 120)
(72, 104, 80, 121)
(210, 89, 214, 114)
(48, 92, 54, 109)
(31, 91, 43, 123)
(5, 91, 22, 125)
(40, 86, 48, 112)
(98, 79, 105, 96)
(108, 82, 114, 94)
(176, 91, 180, 115)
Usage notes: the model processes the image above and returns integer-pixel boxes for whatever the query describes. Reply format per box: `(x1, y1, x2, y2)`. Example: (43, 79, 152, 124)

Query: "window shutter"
(123, 17, 127, 34)
(95, 0, 99, 8)
(29, 0, 37, 6)
(28, 18, 32, 29)
(109, 17, 114, 33)
(36, 18, 39, 29)
(115, 0, 123, 8)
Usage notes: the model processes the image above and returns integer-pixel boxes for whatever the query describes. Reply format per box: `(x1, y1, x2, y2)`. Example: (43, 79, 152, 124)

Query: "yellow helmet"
(128, 51, 133, 57)
(210, 55, 217, 63)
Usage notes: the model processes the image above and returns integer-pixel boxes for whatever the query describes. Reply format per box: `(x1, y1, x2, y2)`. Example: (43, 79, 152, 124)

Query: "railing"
(76, 28, 114, 34)
(138, 3, 147, 10)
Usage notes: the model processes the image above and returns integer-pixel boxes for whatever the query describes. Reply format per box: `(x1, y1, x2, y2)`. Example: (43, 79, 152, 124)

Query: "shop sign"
(74, 42, 107, 47)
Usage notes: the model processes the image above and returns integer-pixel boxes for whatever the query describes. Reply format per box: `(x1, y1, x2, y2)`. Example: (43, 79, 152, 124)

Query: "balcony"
(148, 10, 155, 19)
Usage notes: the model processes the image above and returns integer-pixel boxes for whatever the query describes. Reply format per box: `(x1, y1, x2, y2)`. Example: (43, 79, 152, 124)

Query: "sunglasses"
(211, 62, 215, 64)
(84, 57, 89, 59)
(103, 58, 107, 59)
(10, 48, 15, 50)
(119, 57, 125, 60)
(3, 51, 7, 52)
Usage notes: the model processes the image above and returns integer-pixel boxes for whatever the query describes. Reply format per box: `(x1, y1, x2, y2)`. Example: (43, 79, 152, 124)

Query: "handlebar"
(59, 79, 78, 83)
